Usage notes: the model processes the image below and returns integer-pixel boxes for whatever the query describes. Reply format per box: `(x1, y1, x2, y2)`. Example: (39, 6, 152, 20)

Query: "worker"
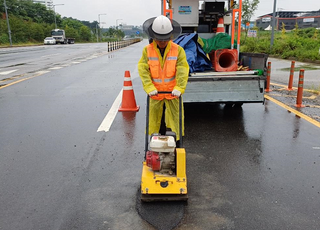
(138, 15, 189, 146)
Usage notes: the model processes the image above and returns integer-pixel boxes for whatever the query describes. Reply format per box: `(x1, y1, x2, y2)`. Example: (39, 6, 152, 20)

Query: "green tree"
(64, 25, 79, 40)
(79, 25, 92, 41)
(0, 0, 103, 44)
(242, 0, 260, 24)
(81, 20, 98, 33)
(62, 17, 84, 30)
(241, 0, 260, 39)
(9, 15, 29, 43)
(29, 22, 44, 41)
(233, 0, 260, 43)
(0, 0, 54, 24)
(106, 27, 116, 37)
(104, 27, 125, 40)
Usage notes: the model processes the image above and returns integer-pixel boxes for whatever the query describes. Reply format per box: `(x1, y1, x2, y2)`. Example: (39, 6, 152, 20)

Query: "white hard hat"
(151, 15, 173, 36)
(143, 15, 182, 41)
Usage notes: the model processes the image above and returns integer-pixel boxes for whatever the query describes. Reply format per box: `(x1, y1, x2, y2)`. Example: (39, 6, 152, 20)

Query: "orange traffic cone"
(119, 71, 140, 112)
(216, 17, 225, 34)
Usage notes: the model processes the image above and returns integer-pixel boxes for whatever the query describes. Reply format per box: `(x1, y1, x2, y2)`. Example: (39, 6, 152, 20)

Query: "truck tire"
(225, 103, 243, 108)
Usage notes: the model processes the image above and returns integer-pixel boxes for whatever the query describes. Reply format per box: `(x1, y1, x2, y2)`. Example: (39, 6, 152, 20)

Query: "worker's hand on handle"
(148, 90, 158, 96)
(172, 89, 181, 97)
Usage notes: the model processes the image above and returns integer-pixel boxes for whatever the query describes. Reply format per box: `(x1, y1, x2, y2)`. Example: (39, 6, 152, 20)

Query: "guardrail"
(107, 38, 142, 52)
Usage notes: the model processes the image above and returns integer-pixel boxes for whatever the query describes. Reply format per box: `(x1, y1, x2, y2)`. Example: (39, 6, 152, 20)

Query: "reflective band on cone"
(265, 62, 272, 92)
(216, 18, 225, 34)
(295, 69, 305, 108)
(118, 71, 140, 112)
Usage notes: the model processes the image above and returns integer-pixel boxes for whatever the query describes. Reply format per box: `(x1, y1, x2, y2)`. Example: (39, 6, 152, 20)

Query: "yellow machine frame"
(141, 148, 187, 194)
(141, 93, 187, 201)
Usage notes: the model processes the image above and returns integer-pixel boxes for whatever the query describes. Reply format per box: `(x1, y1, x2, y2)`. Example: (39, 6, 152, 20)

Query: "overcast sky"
(55, 0, 320, 28)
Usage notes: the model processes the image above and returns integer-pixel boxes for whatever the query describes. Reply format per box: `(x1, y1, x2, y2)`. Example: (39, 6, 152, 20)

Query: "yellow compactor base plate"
(141, 148, 188, 202)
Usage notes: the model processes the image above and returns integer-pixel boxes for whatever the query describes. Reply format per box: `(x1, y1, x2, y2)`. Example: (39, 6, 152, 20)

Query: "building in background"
(33, 0, 54, 9)
(121, 24, 142, 37)
(256, 10, 320, 30)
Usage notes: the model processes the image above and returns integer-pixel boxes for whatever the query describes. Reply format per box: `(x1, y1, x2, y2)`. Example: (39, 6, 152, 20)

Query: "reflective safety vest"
(147, 41, 178, 100)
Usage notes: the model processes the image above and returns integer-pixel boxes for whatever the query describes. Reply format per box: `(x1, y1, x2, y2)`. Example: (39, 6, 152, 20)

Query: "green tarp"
(200, 33, 237, 54)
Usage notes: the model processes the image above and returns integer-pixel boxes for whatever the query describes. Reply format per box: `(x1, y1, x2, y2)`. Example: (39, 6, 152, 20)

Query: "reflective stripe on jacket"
(147, 41, 178, 100)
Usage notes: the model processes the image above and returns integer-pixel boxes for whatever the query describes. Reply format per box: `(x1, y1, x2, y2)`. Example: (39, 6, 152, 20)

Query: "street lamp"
(270, 0, 277, 50)
(116, 19, 123, 28)
(3, 0, 12, 46)
(98, 13, 107, 42)
(51, 4, 64, 29)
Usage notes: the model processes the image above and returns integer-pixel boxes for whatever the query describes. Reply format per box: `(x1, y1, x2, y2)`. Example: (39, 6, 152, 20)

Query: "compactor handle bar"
(144, 91, 183, 158)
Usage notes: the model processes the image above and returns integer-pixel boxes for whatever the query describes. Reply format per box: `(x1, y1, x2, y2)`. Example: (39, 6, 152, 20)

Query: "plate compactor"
(141, 92, 188, 202)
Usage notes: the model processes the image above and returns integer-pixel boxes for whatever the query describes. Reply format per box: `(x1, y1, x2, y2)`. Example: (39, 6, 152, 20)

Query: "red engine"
(146, 151, 161, 171)
(146, 150, 176, 174)
(146, 135, 176, 174)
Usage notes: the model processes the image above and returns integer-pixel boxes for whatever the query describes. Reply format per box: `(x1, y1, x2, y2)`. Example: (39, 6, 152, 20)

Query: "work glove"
(172, 89, 181, 97)
(148, 90, 158, 96)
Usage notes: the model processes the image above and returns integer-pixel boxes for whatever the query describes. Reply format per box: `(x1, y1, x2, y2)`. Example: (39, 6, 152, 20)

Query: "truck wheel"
(234, 103, 243, 108)
(224, 103, 243, 108)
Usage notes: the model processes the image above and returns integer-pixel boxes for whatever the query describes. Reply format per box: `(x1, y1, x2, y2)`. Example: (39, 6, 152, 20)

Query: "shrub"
(0, 33, 9, 44)
(240, 28, 320, 61)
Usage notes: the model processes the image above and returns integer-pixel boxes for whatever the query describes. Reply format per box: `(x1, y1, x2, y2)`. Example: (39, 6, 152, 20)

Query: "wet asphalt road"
(0, 43, 109, 81)
(268, 57, 320, 88)
(1, 41, 320, 230)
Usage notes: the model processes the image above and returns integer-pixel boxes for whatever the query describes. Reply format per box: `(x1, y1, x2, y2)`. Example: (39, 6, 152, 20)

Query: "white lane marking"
(0, 69, 18, 75)
(0, 70, 50, 89)
(97, 89, 123, 132)
(49, 66, 63, 70)
(35, 70, 50, 75)
(41, 53, 61, 58)
(131, 66, 139, 80)
(72, 61, 81, 64)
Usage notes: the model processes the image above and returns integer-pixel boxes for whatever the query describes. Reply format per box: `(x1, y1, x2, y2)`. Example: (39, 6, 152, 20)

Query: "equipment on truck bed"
(141, 92, 187, 202)
(162, 0, 268, 105)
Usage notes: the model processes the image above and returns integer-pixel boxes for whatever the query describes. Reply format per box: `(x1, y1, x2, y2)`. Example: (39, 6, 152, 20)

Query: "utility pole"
(116, 19, 123, 41)
(50, 3, 64, 29)
(4, 0, 12, 46)
(96, 23, 98, 42)
(98, 14, 107, 42)
(270, 0, 277, 50)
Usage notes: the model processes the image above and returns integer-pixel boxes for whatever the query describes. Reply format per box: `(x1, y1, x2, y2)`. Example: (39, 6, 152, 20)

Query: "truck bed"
(185, 72, 265, 103)
(184, 52, 268, 104)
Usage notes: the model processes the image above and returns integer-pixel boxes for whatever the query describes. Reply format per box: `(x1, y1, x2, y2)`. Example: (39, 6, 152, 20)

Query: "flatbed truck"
(164, 0, 267, 105)
(51, 29, 75, 44)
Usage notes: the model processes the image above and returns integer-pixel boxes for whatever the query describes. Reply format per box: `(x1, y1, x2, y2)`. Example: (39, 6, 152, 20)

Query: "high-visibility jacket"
(138, 41, 189, 100)
(138, 41, 189, 139)
(147, 42, 178, 100)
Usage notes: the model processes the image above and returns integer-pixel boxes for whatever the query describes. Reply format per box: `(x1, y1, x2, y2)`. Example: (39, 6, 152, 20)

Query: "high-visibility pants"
(148, 97, 184, 141)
